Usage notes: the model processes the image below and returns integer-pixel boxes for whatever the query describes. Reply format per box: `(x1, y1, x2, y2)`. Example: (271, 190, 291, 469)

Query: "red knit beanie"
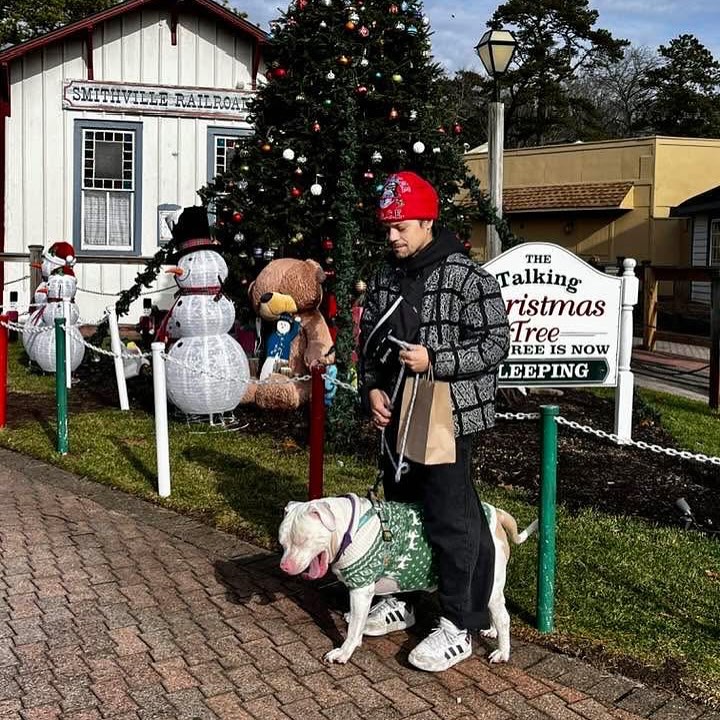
(377, 171, 439, 222)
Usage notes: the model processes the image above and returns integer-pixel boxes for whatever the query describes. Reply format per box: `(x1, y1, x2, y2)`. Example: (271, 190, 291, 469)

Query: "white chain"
(4, 275, 30, 286)
(555, 416, 720, 467)
(75, 285, 176, 297)
(80, 338, 152, 360)
(497, 412, 541, 421)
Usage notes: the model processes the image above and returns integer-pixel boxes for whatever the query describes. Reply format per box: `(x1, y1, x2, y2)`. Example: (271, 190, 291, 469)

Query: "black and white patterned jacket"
(360, 231, 510, 436)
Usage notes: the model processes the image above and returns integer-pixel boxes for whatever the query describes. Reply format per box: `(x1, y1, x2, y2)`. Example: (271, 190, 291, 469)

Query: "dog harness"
(333, 501, 437, 591)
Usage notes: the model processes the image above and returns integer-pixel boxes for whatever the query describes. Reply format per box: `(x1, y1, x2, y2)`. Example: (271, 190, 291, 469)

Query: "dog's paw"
(323, 647, 352, 664)
(480, 627, 498, 639)
(487, 649, 510, 663)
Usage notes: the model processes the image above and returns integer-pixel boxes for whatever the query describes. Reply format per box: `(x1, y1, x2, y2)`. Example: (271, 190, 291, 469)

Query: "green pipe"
(537, 404, 559, 633)
(55, 318, 68, 455)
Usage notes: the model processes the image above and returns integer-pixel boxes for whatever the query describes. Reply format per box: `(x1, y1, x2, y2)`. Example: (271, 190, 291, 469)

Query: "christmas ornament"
(260, 142, 272, 152)
(375, 183, 384, 192)
(233, 232, 245, 243)
(321, 0, 332, 5)
(374, 71, 382, 78)
(412, 141, 425, 154)
(395, 22, 406, 30)
(232, 211, 244, 223)
(291, 187, 302, 198)
(323, 98, 332, 106)
(297, 155, 307, 163)
(356, 85, 368, 95)
(358, 26, 370, 37)
(240, 164, 250, 172)
(265, 70, 274, 81)
(291, 232, 304, 243)
(319, 21, 327, 28)
(345, 21, 356, 30)
(322, 238, 334, 250)
(294, 167, 304, 176)
(463, 240, 472, 252)
(371, 150, 383, 163)
(253, 247, 263, 258)
(400, 1, 408, 9)
(453, 123, 463, 134)
(354, 279, 367, 293)
(337, 55, 351, 66)
(282, 148, 295, 160)
(272, 67, 287, 79)
(392, 73, 403, 82)
(297, 0, 308, 8)
(263, 249, 276, 261)
(326, 70, 336, 80)
(310, 183, 323, 196)
(388, 107, 399, 120)
(295, 93, 305, 101)
(409, 109, 418, 121)
(363, 170, 374, 180)
(432, 146, 441, 154)
(438, 126, 446, 133)
(311, 121, 321, 132)
(389, 4, 399, 13)
(324, 268, 336, 280)
(407, 25, 418, 35)
(360, 56, 369, 66)
(349, 11, 360, 21)
(325, 257, 334, 266)
(421, 15, 430, 24)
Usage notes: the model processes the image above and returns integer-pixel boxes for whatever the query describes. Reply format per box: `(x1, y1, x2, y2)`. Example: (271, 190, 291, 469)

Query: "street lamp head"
(475, 29, 517, 76)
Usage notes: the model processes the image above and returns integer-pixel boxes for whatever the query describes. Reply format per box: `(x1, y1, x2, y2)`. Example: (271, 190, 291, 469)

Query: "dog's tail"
(497, 509, 538, 545)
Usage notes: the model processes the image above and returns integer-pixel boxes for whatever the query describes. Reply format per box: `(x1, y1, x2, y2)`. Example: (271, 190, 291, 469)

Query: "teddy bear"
(242, 258, 335, 410)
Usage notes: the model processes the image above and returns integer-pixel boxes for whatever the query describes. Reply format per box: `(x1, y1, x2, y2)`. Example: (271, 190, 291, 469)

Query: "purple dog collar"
(331, 495, 356, 565)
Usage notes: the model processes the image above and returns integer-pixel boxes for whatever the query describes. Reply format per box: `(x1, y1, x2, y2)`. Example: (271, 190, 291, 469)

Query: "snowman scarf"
(155, 284, 223, 343)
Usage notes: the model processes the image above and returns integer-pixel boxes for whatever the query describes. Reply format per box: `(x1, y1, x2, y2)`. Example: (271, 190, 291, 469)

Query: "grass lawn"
(1, 345, 719, 706)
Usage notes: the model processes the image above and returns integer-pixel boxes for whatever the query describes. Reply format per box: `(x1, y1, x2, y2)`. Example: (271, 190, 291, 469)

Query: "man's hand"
(399, 344, 430, 374)
(369, 388, 392, 429)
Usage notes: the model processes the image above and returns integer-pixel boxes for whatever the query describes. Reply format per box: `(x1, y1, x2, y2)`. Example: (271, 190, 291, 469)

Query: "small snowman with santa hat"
(28, 241, 85, 372)
(160, 206, 249, 421)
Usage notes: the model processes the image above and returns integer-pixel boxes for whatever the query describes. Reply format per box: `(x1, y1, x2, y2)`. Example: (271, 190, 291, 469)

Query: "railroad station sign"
(484, 243, 623, 387)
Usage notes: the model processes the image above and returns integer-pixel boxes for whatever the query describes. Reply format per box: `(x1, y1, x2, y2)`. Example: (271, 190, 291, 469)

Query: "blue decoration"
(324, 364, 338, 406)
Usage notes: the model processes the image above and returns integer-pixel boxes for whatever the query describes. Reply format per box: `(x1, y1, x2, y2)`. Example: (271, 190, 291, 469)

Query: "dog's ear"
(310, 501, 337, 532)
(283, 500, 301, 515)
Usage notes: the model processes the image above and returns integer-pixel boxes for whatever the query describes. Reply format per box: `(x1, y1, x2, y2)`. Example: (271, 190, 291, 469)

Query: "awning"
(670, 185, 720, 216)
(502, 181, 634, 214)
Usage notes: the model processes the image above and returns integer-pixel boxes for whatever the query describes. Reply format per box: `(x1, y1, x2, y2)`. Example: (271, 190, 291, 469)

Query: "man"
(359, 171, 510, 672)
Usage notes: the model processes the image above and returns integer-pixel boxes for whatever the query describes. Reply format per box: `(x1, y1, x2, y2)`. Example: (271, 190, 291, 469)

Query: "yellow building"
(464, 136, 720, 267)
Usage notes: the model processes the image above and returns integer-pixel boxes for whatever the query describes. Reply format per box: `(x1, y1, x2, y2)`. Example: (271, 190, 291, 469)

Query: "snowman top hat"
(43, 241, 77, 276)
(171, 206, 219, 257)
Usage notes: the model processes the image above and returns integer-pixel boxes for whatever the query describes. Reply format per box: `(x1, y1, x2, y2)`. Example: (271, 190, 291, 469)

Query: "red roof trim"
(0, 0, 268, 64)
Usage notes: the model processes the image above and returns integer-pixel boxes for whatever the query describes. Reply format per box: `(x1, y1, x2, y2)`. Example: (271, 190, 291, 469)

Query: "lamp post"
(475, 29, 517, 259)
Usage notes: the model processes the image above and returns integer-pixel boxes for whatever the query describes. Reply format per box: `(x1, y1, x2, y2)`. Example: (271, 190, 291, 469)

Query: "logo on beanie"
(378, 171, 439, 222)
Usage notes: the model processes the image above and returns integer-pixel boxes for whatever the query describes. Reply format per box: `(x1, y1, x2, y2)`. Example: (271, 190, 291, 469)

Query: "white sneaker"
(408, 617, 472, 672)
(344, 597, 416, 636)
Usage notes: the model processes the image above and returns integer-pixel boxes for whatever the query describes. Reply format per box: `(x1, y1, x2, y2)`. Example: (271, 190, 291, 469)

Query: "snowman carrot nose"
(165, 267, 184, 277)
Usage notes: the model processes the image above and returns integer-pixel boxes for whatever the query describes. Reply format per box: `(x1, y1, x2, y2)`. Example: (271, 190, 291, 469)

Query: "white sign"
(484, 243, 622, 387)
(63, 80, 255, 121)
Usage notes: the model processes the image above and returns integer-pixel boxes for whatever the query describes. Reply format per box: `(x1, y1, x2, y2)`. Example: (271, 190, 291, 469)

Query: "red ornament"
(453, 123, 463, 135)
(324, 268, 336, 280)
(389, 4, 399, 13)
(311, 120, 321, 132)
(356, 85, 368, 96)
(272, 67, 287, 79)
(389, 107, 399, 120)
(232, 211, 244, 223)
(298, 0, 308, 8)
(291, 187, 302, 198)
(363, 170, 374, 180)
(322, 238, 334, 250)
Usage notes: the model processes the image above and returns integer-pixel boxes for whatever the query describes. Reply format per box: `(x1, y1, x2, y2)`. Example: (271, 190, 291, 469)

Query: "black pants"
(381, 422, 495, 630)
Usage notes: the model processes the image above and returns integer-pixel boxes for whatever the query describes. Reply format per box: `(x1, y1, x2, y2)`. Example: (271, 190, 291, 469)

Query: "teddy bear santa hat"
(43, 241, 77, 276)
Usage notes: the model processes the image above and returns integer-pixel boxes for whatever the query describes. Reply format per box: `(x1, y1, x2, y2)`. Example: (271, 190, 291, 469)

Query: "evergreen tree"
(112, 0, 518, 441)
(643, 34, 720, 138)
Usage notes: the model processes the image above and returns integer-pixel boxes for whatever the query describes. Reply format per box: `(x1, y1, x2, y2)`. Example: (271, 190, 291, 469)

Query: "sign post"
(485, 243, 637, 440)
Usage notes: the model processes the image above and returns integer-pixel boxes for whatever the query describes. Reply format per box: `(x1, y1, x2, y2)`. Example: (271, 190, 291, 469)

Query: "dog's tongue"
(302, 552, 328, 580)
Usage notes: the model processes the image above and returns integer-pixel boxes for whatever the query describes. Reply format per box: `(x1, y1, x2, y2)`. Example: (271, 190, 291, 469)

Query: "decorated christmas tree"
(112, 0, 515, 436)
(199, 0, 507, 367)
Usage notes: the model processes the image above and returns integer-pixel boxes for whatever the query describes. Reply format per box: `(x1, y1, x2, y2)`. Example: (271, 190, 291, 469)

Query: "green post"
(537, 404, 559, 633)
(55, 318, 68, 455)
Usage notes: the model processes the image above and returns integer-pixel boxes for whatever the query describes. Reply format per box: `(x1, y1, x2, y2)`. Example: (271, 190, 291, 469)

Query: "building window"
(207, 127, 249, 180)
(74, 121, 142, 255)
(710, 219, 720, 265)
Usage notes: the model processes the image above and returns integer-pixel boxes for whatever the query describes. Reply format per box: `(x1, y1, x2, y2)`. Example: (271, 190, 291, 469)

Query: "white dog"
(278, 493, 537, 665)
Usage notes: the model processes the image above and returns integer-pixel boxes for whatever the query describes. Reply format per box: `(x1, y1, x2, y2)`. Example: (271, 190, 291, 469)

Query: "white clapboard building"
(0, 0, 267, 323)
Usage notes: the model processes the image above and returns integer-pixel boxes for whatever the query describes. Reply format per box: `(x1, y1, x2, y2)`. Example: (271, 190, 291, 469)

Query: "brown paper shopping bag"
(396, 370, 456, 465)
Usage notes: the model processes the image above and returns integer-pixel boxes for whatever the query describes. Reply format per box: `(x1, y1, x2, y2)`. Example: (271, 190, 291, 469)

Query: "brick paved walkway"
(0, 448, 717, 720)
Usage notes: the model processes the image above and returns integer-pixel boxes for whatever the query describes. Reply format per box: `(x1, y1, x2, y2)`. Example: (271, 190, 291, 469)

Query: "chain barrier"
(496, 412, 541, 421)
(4, 275, 30, 286)
(554, 416, 720, 467)
(75, 285, 175, 297)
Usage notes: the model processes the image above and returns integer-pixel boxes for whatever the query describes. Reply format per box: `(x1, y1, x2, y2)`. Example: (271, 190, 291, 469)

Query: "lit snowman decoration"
(28, 241, 85, 373)
(161, 207, 250, 419)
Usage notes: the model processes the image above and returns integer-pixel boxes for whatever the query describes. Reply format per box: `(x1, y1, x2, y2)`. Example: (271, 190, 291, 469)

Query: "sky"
(231, 0, 720, 73)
